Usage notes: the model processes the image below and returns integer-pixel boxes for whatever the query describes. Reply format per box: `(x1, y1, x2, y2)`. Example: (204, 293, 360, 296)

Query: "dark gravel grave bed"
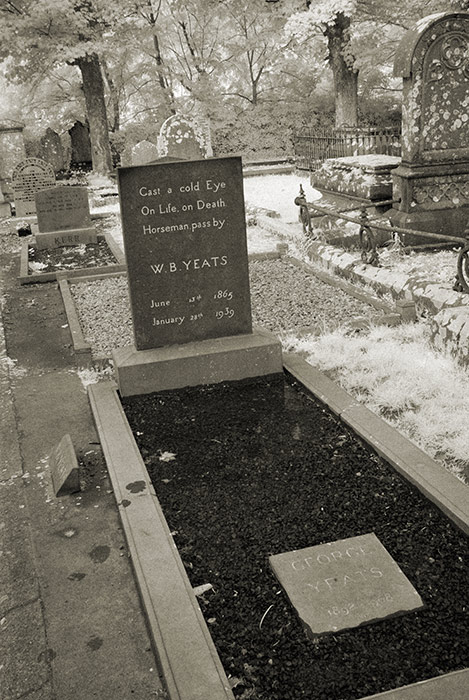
(28, 238, 118, 273)
(122, 375, 468, 700)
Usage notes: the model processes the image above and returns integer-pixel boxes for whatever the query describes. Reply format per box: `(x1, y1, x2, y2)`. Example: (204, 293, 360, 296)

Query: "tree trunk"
(101, 57, 120, 132)
(326, 12, 358, 127)
(76, 53, 113, 174)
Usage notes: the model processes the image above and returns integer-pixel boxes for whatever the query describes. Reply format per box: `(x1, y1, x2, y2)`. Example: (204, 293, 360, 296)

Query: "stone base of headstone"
(390, 163, 469, 243)
(389, 206, 469, 245)
(112, 328, 283, 397)
(35, 226, 98, 249)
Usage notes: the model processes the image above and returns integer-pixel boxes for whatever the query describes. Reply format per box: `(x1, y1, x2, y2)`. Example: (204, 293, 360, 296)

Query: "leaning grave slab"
(113, 156, 283, 396)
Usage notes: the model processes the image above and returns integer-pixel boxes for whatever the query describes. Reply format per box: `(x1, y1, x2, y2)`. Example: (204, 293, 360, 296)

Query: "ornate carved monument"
(391, 12, 469, 238)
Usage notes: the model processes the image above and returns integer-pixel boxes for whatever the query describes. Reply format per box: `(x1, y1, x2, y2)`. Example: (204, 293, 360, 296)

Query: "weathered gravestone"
(113, 156, 282, 396)
(49, 434, 80, 496)
(11, 157, 55, 218)
(391, 11, 469, 238)
(270, 533, 424, 638)
(69, 121, 92, 166)
(0, 123, 26, 205)
(39, 127, 67, 172)
(157, 114, 212, 160)
(35, 186, 97, 249)
(131, 140, 160, 166)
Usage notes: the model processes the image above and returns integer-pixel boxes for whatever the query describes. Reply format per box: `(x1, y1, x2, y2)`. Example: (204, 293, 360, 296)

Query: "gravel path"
(70, 257, 384, 358)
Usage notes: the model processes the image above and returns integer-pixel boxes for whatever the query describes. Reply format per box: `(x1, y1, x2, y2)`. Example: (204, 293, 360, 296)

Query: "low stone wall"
(257, 214, 469, 366)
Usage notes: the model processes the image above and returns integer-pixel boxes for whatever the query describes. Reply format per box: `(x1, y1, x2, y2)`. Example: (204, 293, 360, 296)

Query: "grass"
(283, 322, 469, 482)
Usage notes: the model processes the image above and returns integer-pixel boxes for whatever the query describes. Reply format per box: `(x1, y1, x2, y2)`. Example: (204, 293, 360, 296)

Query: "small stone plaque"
(117, 156, 252, 350)
(269, 533, 424, 638)
(49, 434, 81, 496)
(36, 186, 92, 232)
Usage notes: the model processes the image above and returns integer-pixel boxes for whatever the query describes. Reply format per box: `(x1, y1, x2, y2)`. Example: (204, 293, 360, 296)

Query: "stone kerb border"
(88, 364, 468, 700)
(19, 233, 126, 285)
(257, 214, 469, 364)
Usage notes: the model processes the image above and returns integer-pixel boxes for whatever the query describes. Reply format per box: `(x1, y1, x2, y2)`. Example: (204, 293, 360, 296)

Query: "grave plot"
(87, 153, 468, 700)
(19, 232, 125, 284)
(118, 374, 468, 700)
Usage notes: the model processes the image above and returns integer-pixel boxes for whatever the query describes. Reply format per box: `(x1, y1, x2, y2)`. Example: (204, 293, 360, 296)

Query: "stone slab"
(36, 186, 92, 233)
(312, 155, 400, 202)
(117, 156, 252, 350)
(0, 599, 50, 698)
(11, 157, 55, 217)
(360, 668, 469, 699)
(49, 433, 81, 496)
(35, 227, 98, 249)
(269, 533, 424, 638)
(113, 328, 283, 397)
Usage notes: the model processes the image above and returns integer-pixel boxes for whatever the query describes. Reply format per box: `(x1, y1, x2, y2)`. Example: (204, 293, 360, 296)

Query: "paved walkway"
(0, 249, 166, 699)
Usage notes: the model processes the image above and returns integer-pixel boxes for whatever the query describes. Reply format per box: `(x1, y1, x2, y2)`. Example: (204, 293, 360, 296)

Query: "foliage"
(0, 0, 462, 164)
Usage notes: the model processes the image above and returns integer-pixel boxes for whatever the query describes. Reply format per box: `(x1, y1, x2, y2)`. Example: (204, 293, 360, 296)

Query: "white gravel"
(70, 257, 384, 358)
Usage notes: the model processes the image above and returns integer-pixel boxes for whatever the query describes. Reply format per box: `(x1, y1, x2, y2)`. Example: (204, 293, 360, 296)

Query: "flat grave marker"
(117, 156, 252, 350)
(11, 157, 56, 218)
(49, 434, 81, 496)
(35, 185, 97, 249)
(269, 533, 424, 638)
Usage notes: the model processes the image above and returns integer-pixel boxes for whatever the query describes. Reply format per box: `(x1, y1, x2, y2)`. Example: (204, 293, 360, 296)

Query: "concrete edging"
(88, 381, 235, 700)
(88, 365, 468, 700)
(283, 353, 469, 536)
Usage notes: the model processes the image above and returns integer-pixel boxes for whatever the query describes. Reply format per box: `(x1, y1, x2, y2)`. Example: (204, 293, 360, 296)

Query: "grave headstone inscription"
(119, 157, 252, 349)
(391, 11, 469, 238)
(34, 186, 97, 249)
(269, 533, 424, 638)
(113, 156, 282, 396)
(11, 157, 56, 218)
(49, 434, 80, 496)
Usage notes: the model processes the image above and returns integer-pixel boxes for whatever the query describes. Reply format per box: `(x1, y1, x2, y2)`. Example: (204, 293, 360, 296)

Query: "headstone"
(0, 123, 26, 181)
(269, 533, 424, 638)
(391, 11, 469, 239)
(69, 121, 92, 165)
(157, 114, 212, 160)
(131, 140, 160, 166)
(118, 157, 252, 349)
(39, 128, 66, 172)
(113, 155, 282, 396)
(0, 180, 11, 217)
(11, 157, 56, 218)
(34, 186, 97, 249)
(49, 434, 81, 496)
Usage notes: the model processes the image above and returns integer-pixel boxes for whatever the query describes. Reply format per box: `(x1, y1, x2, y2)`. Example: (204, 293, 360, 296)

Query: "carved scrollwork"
(441, 34, 467, 70)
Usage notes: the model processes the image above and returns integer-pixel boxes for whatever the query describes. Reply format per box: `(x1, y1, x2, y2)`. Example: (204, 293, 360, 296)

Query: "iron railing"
(292, 126, 402, 172)
(294, 192, 469, 294)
